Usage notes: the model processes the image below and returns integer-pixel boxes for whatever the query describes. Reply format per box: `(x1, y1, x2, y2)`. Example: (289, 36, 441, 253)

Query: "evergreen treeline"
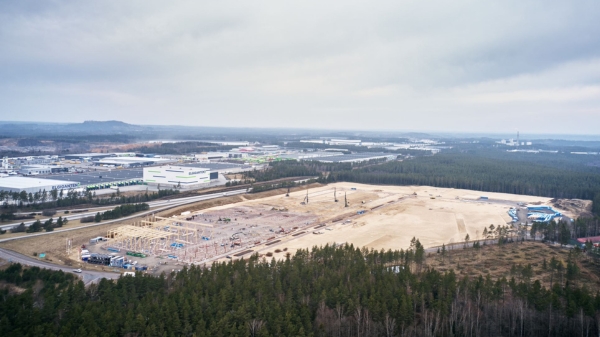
(96, 203, 150, 221)
(246, 161, 321, 181)
(0, 189, 179, 213)
(2, 244, 600, 336)
(529, 217, 600, 248)
(325, 153, 600, 203)
(249, 180, 316, 194)
(246, 160, 383, 183)
(130, 142, 234, 155)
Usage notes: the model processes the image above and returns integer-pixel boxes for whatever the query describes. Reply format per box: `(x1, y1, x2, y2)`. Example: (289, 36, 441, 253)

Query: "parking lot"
(39, 168, 143, 186)
(179, 162, 247, 172)
(36, 162, 250, 188)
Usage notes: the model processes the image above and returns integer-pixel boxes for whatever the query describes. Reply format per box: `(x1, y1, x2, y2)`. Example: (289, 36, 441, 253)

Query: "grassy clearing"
(427, 241, 600, 291)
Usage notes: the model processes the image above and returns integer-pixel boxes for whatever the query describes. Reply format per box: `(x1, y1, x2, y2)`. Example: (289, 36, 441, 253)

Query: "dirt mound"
(552, 198, 593, 217)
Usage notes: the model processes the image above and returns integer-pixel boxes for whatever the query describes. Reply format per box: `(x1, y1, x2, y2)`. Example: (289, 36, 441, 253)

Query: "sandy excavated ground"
(4, 182, 586, 269)
(210, 182, 565, 257)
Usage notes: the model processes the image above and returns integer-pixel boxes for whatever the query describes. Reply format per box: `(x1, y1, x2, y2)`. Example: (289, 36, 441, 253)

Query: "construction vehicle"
(230, 232, 243, 240)
(302, 187, 309, 204)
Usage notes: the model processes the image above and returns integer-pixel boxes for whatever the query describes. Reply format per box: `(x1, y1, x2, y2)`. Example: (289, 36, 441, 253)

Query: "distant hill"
(0, 120, 148, 137)
(69, 120, 144, 132)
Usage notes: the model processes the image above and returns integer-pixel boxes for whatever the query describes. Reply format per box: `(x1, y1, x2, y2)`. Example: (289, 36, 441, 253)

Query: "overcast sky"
(1, 1, 599, 134)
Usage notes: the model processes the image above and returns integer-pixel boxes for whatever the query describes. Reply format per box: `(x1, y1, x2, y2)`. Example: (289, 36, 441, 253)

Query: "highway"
(0, 189, 247, 232)
(0, 247, 118, 285)
(0, 188, 248, 284)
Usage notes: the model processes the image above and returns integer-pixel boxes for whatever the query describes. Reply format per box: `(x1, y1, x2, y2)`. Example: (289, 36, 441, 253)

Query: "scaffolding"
(104, 214, 219, 260)
(107, 225, 176, 255)
(138, 215, 215, 245)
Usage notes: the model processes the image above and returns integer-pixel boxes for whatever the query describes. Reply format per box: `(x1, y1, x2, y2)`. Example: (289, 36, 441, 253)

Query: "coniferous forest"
(2, 243, 600, 337)
(326, 153, 600, 201)
(254, 152, 600, 210)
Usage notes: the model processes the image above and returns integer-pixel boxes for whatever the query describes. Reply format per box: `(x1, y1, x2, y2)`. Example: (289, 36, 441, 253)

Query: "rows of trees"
(2, 243, 600, 336)
(249, 180, 318, 194)
(247, 153, 600, 212)
(0, 188, 178, 213)
(130, 142, 235, 155)
(326, 153, 600, 200)
(245, 160, 389, 183)
(95, 203, 150, 221)
(6, 216, 69, 234)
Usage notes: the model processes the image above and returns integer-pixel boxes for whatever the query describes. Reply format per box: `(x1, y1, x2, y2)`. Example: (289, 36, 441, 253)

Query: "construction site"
(75, 182, 581, 269)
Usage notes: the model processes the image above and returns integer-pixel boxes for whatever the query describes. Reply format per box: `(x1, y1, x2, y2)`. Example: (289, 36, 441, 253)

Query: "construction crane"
(334, 187, 338, 202)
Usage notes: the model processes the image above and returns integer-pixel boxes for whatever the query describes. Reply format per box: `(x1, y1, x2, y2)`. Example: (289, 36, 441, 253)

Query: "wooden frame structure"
(138, 215, 215, 245)
(107, 225, 176, 255)
(106, 214, 217, 257)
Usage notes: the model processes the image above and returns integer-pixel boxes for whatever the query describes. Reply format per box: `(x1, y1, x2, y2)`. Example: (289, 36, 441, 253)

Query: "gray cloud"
(1, 0, 599, 134)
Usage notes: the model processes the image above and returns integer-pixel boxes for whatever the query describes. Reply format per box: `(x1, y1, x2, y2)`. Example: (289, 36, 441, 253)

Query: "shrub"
(10, 223, 26, 233)
(42, 209, 57, 217)
(80, 216, 95, 223)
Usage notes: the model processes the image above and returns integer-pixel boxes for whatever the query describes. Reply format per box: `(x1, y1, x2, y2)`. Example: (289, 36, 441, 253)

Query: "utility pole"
(334, 187, 338, 202)
(286, 187, 290, 197)
(344, 192, 348, 207)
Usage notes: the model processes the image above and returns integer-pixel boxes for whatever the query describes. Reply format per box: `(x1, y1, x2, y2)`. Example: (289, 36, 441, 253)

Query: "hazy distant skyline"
(1, 1, 599, 134)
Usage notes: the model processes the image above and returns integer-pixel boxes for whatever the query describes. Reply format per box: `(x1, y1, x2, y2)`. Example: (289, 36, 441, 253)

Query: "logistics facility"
(0, 176, 81, 194)
(306, 153, 397, 163)
(94, 157, 174, 167)
(63, 153, 115, 161)
(18, 165, 52, 175)
(143, 166, 211, 188)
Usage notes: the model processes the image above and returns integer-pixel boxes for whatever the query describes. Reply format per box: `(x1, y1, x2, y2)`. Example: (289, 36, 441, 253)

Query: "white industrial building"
(280, 151, 345, 160)
(18, 165, 53, 175)
(95, 157, 174, 167)
(311, 153, 397, 163)
(0, 176, 81, 194)
(143, 166, 211, 188)
(329, 139, 362, 146)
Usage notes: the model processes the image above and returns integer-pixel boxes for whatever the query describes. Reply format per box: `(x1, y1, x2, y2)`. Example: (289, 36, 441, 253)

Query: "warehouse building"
(143, 166, 211, 188)
(307, 153, 397, 163)
(0, 176, 81, 194)
(64, 153, 115, 160)
(18, 165, 52, 175)
(19, 165, 68, 175)
(279, 151, 345, 160)
(94, 157, 174, 167)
